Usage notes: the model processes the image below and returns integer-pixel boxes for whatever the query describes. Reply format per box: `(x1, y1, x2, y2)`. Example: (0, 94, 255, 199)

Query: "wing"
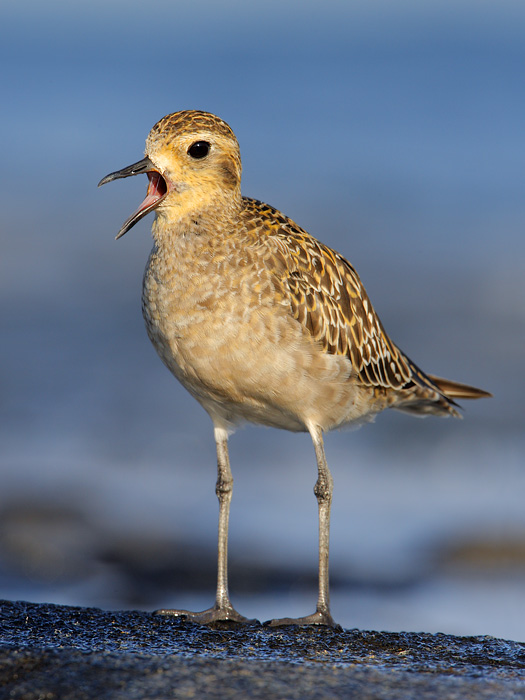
(246, 198, 432, 393)
(281, 238, 414, 390)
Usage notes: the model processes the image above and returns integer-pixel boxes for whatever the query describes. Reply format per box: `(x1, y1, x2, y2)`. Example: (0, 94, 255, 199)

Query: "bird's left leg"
(266, 425, 340, 628)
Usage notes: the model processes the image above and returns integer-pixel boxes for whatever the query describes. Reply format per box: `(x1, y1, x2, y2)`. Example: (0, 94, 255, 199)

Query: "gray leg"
(312, 427, 335, 622)
(265, 427, 340, 628)
(266, 426, 340, 628)
(156, 426, 255, 624)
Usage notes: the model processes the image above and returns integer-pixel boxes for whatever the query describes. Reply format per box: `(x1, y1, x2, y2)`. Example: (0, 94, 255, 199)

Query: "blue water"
(1, 1, 524, 641)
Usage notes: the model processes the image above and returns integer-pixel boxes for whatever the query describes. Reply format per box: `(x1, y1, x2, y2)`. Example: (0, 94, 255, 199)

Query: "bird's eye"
(187, 141, 210, 159)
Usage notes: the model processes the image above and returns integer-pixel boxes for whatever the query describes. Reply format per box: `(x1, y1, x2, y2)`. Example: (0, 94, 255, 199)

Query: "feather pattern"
(242, 197, 489, 417)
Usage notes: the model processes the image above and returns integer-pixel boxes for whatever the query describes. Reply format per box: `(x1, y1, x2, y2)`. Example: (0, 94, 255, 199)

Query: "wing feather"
(275, 228, 414, 391)
(240, 198, 491, 417)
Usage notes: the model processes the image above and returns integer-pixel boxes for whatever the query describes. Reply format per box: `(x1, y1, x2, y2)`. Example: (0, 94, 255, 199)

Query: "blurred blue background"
(1, 0, 524, 640)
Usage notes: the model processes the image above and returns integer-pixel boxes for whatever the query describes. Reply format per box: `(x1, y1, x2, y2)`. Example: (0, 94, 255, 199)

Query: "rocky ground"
(1, 600, 524, 699)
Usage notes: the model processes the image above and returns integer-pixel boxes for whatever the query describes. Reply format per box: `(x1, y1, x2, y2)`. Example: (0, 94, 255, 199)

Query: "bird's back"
(240, 197, 490, 421)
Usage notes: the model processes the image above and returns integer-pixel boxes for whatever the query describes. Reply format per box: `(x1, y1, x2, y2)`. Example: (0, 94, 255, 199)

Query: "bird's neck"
(151, 187, 242, 248)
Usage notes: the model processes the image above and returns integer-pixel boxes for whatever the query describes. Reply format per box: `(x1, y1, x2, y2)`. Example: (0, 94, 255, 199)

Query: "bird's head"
(98, 110, 242, 239)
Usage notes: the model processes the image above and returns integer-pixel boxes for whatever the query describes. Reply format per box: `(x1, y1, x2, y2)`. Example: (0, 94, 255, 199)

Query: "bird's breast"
(140, 236, 378, 432)
(141, 238, 287, 403)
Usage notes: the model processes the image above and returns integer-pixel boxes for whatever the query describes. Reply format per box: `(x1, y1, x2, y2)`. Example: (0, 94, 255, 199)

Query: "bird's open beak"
(98, 156, 168, 239)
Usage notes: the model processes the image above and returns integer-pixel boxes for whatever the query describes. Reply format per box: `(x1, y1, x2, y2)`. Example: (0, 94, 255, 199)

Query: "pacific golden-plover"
(99, 110, 490, 628)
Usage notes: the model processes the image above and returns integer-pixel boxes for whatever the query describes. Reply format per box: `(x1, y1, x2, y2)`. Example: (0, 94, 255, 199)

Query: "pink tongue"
(140, 172, 164, 211)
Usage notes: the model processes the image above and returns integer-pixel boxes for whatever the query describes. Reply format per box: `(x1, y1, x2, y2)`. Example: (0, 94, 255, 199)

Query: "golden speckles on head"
(144, 110, 242, 205)
(148, 111, 237, 148)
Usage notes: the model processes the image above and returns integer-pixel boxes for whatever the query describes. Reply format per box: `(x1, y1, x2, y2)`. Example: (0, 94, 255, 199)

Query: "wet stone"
(1, 600, 524, 699)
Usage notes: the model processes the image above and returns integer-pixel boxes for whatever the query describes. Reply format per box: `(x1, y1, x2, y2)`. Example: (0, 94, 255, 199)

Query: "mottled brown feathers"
(240, 197, 484, 417)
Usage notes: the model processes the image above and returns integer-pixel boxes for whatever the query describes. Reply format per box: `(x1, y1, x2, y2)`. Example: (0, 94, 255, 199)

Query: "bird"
(98, 110, 491, 628)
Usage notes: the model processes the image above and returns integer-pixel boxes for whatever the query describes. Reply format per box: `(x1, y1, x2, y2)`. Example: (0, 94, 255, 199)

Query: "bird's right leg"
(156, 426, 256, 624)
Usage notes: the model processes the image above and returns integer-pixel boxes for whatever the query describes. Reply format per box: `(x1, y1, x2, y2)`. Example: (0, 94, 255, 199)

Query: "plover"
(99, 110, 490, 627)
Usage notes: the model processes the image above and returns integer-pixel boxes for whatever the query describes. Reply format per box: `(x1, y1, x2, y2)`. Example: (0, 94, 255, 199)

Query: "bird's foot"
(155, 603, 259, 627)
(264, 609, 342, 630)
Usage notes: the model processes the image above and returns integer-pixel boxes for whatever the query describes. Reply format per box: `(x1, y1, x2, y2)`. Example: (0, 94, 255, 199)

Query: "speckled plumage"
(99, 110, 490, 627)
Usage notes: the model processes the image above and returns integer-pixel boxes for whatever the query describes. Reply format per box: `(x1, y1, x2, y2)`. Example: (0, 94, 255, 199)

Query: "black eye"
(187, 141, 210, 159)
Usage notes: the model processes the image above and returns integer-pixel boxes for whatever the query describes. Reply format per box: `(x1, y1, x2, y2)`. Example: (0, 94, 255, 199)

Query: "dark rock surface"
(1, 600, 524, 699)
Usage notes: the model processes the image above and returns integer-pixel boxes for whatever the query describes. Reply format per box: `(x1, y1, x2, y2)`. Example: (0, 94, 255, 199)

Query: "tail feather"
(393, 353, 491, 418)
(427, 375, 492, 400)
